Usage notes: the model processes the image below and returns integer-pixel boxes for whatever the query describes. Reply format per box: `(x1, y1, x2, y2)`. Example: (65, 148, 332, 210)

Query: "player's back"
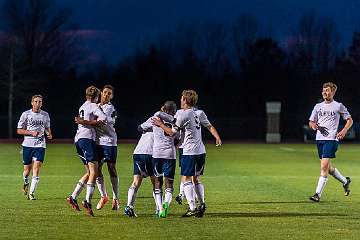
(75, 101, 104, 142)
(133, 117, 154, 155)
(176, 108, 205, 155)
(153, 111, 176, 159)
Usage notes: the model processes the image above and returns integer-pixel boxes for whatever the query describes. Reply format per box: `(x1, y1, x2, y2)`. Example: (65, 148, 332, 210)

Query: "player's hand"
(336, 129, 347, 140)
(30, 131, 39, 137)
(75, 117, 84, 124)
(310, 122, 318, 131)
(151, 117, 163, 127)
(215, 138, 222, 147)
(46, 133, 53, 140)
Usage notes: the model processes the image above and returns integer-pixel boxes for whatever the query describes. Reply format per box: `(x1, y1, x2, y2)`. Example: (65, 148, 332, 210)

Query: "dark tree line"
(1, 1, 360, 140)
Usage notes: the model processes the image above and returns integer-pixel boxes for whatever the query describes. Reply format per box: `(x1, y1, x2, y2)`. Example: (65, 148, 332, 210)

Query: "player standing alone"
(17, 95, 52, 200)
(309, 82, 353, 202)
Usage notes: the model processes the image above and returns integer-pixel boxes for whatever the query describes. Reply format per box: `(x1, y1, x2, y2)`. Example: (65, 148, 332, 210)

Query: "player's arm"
(336, 117, 353, 140)
(45, 128, 53, 140)
(17, 128, 39, 137)
(74, 117, 103, 127)
(308, 120, 318, 131)
(152, 117, 177, 136)
(207, 125, 222, 146)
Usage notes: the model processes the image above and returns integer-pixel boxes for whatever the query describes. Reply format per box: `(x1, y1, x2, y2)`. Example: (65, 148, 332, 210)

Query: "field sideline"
(0, 143, 359, 240)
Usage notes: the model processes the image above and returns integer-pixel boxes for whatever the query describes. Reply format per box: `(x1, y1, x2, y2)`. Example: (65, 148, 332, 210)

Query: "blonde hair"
(323, 82, 337, 92)
(31, 94, 43, 101)
(86, 86, 100, 100)
(182, 90, 198, 107)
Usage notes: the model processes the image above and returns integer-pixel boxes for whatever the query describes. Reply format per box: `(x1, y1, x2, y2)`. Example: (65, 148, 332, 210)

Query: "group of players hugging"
(17, 85, 222, 218)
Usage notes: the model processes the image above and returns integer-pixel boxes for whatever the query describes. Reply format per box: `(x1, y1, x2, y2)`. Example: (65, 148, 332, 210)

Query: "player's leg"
(107, 147, 119, 209)
(96, 146, 109, 210)
(181, 155, 197, 216)
(193, 154, 206, 217)
(125, 175, 142, 217)
(152, 158, 164, 215)
(160, 159, 175, 218)
(22, 147, 32, 196)
(67, 170, 88, 211)
(310, 157, 330, 202)
(28, 148, 45, 200)
(175, 148, 184, 204)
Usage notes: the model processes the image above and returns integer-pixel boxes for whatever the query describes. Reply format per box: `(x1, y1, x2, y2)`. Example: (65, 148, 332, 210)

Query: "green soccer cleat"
(159, 202, 169, 218)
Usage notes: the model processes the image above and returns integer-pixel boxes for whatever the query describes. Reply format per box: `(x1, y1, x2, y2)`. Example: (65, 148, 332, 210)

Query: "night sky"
(3, 0, 360, 63)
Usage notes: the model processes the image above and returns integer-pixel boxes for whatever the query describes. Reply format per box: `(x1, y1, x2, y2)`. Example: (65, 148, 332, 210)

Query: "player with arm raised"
(66, 86, 106, 216)
(95, 85, 120, 211)
(17, 95, 52, 200)
(309, 82, 353, 202)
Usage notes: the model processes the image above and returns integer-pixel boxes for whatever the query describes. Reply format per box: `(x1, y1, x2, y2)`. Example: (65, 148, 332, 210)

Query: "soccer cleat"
(22, 183, 29, 196)
(111, 199, 120, 210)
(309, 193, 320, 202)
(82, 200, 94, 216)
(96, 196, 109, 210)
(28, 193, 36, 200)
(195, 203, 207, 218)
(66, 196, 80, 211)
(124, 206, 137, 217)
(181, 208, 197, 217)
(343, 177, 351, 196)
(175, 194, 183, 205)
(159, 202, 169, 218)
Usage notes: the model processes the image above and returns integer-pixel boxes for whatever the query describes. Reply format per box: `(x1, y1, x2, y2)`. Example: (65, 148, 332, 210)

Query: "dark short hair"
(103, 85, 114, 91)
(163, 101, 177, 116)
(86, 86, 100, 100)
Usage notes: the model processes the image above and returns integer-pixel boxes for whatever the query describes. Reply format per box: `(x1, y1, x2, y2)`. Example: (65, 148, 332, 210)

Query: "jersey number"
(79, 110, 84, 118)
(195, 116, 201, 129)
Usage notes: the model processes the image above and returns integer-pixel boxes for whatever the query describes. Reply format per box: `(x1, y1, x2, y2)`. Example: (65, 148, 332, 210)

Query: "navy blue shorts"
(316, 140, 338, 159)
(133, 154, 153, 177)
(178, 148, 183, 167)
(75, 139, 98, 165)
(97, 145, 117, 163)
(181, 154, 206, 176)
(152, 158, 176, 180)
(22, 147, 45, 165)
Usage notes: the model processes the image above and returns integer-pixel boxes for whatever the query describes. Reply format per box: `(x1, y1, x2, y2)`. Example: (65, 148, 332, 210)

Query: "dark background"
(1, 0, 360, 141)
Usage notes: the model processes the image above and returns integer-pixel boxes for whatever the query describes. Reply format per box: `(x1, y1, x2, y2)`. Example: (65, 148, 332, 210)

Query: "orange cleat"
(96, 196, 109, 210)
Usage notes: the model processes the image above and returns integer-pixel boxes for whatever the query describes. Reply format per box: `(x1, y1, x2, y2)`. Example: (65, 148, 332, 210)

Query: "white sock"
(164, 188, 173, 205)
(85, 183, 95, 204)
(179, 182, 184, 199)
(71, 181, 85, 200)
(194, 183, 205, 204)
(96, 176, 107, 197)
(154, 189, 163, 211)
(330, 168, 347, 184)
(183, 181, 196, 211)
(315, 176, 328, 197)
(29, 176, 40, 194)
(153, 191, 159, 211)
(23, 174, 29, 185)
(110, 176, 119, 200)
(127, 186, 137, 207)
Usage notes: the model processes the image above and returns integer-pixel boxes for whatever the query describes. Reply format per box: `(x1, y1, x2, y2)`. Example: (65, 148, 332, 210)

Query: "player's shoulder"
(40, 110, 50, 117)
(22, 109, 32, 115)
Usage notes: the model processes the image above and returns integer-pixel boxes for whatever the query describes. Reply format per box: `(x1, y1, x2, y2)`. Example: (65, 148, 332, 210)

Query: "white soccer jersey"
(95, 103, 117, 146)
(17, 109, 51, 148)
(74, 101, 107, 143)
(152, 111, 177, 159)
(176, 108, 211, 149)
(133, 117, 154, 155)
(309, 100, 351, 141)
(173, 108, 206, 155)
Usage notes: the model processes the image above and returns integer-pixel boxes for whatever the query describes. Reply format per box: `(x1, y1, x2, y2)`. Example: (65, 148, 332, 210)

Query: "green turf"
(0, 143, 360, 240)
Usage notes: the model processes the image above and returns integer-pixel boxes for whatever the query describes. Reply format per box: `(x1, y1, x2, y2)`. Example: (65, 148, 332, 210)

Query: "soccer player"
(151, 101, 178, 218)
(153, 90, 221, 217)
(94, 85, 120, 210)
(124, 116, 156, 217)
(17, 95, 52, 200)
(309, 82, 353, 202)
(66, 86, 106, 216)
(175, 107, 221, 217)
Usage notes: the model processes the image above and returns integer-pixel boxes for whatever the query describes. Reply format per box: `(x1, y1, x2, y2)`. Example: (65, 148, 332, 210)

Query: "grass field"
(1, 143, 360, 240)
